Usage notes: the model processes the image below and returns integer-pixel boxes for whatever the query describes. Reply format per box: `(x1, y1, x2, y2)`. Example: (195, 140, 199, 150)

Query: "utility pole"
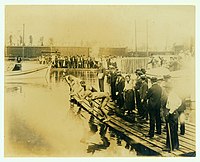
(146, 20, 149, 56)
(135, 20, 137, 55)
(165, 24, 169, 52)
(131, 22, 134, 52)
(22, 24, 25, 60)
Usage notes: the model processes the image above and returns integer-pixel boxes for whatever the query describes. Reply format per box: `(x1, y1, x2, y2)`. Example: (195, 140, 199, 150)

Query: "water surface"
(4, 70, 137, 157)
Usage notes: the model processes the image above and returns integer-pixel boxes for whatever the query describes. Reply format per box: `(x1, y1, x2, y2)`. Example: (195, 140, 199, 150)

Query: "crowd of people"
(39, 55, 101, 69)
(105, 67, 188, 152)
(60, 48, 195, 153)
(147, 54, 182, 71)
(65, 65, 189, 152)
(38, 53, 189, 76)
(147, 49, 194, 71)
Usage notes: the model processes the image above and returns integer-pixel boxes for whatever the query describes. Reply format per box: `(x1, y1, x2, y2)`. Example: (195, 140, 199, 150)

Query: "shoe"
(162, 147, 170, 152)
(145, 134, 154, 138)
(155, 132, 161, 135)
(174, 147, 179, 151)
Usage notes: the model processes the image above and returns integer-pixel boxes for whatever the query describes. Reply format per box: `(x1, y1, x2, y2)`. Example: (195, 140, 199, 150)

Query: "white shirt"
(124, 80, 134, 91)
(166, 91, 182, 114)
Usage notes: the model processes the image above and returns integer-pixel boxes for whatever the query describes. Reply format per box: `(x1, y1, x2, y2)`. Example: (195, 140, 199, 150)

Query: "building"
(5, 46, 90, 59)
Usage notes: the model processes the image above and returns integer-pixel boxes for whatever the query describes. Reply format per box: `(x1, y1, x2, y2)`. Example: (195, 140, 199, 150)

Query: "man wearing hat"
(124, 74, 135, 114)
(160, 74, 172, 123)
(141, 68, 148, 83)
(141, 68, 146, 75)
(139, 75, 148, 120)
(98, 67, 106, 92)
(163, 82, 182, 151)
(134, 70, 143, 116)
(135, 68, 141, 74)
(109, 68, 118, 101)
(146, 77, 162, 138)
(115, 71, 125, 114)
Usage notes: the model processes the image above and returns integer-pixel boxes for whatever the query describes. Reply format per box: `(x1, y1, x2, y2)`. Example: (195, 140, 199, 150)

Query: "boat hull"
(5, 65, 50, 82)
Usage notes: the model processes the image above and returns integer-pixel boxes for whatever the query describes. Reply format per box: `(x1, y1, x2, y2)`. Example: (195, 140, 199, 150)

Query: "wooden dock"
(51, 68, 99, 72)
(70, 95, 196, 157)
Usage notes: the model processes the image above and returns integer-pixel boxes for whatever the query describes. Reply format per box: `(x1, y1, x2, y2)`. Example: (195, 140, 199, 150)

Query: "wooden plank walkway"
(51, 68, 99, 72)
(70, 95, 196, 157)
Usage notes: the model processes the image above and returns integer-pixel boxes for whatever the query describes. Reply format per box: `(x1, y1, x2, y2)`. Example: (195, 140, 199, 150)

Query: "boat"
(5, 62, 51, 82)
(5, 24, 51, 83)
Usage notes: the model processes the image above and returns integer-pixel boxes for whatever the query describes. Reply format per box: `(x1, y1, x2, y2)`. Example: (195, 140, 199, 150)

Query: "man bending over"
(65, 75, 110, 120)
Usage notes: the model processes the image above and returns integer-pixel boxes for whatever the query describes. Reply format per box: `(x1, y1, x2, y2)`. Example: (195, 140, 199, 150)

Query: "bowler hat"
(137, 71, 143, 76)
(141, 68, 146, 74)
(117, 71, 122, 76)
(140, 75, 146, 80)
(151, 77, 158, 83)
(135, 68, 141, 73)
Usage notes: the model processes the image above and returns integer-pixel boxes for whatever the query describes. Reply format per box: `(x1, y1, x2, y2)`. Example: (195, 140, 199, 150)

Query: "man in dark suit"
(139, 75, 148, 120)
(110, 68, 118, 100)
(146, 77, 162, 138)
(115, 72, 125, 113)
(134, 70, 143, 116)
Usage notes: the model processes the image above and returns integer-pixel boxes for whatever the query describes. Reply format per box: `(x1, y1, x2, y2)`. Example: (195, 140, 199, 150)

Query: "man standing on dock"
(109, 67, 118, 101)
(124, 74, 135, 114)
(146, 77, 162, 138)
(139, 75, 148, 120)
(134, 69, 143, 116)
(163, 82, 182, 151)
(115, 71, 125, 115)
(98, 66, 106, 92)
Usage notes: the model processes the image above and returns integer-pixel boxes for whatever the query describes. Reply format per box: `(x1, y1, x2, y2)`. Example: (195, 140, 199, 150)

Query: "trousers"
(149, 108, 161, 136)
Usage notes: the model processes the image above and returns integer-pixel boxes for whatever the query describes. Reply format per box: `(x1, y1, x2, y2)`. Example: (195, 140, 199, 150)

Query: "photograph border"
(1, 0, 199, 162)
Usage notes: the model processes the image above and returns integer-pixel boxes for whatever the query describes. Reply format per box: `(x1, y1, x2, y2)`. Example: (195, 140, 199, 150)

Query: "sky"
(5, 5, 195, 50)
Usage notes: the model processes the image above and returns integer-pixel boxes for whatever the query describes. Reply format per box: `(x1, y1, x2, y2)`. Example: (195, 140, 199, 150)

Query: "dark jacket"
(139, 81, 148, 100)
(115, 76, 125, 94)
(135, 77, 142, 90)
(110, 71, 117, 83)
(147, 83, 162, 109)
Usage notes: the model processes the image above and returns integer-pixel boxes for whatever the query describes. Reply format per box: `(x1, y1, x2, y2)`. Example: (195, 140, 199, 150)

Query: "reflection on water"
(5, 85, 22, 93)
(4, 69, 138, 157)
(50, 69, 98, 86)
(4, 69, 196, 157)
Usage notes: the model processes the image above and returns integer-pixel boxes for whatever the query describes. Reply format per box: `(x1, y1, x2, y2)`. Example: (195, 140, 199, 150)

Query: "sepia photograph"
(4, 4, 196, 157)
